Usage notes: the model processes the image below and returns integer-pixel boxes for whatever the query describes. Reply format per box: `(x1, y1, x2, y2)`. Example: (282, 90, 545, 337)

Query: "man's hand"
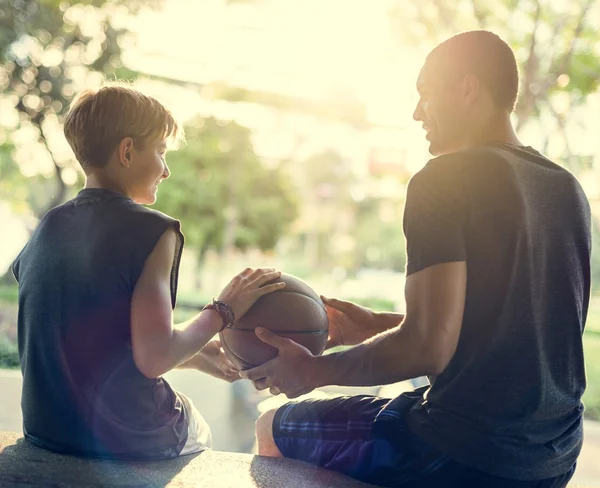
(192, 340, 240, 383)
(239, 328, 318, 399)
(322, 296, 404, 348)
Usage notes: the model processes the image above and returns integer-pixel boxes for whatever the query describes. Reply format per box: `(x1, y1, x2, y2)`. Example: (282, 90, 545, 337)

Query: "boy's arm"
(130, 228, 284, 379)
(130, 228, 223, 378)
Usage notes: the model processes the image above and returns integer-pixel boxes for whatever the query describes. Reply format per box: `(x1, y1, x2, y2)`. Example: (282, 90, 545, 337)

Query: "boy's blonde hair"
(63, 82, 183, 170)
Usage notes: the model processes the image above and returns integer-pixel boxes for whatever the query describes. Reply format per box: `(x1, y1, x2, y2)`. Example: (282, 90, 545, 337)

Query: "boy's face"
(126, 137, 170, 205)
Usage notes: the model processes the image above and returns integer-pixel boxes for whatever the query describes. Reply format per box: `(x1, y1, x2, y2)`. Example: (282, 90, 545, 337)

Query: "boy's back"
(12, 188, 188, 459)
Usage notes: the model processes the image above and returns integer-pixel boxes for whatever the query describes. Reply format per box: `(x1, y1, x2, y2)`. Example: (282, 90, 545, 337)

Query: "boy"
(11, 84, 284, 459)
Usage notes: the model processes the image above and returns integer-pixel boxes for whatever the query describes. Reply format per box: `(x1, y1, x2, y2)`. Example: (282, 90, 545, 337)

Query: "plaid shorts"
(272, 392, 576, 488)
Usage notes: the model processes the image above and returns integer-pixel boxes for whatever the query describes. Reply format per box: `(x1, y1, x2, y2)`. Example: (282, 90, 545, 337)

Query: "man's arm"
(242, 261, 466, 397)
(322, 295, 404, 348)
(317, 261, 466, 387)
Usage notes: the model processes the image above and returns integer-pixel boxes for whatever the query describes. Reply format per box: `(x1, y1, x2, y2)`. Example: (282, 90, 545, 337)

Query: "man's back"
(405, 142, 590, 479)
(12, 188, 188, 459)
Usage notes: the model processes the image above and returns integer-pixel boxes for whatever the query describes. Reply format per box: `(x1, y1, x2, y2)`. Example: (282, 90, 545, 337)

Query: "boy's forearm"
(175, 351, 202, 370)
(156, 310, 223, 375)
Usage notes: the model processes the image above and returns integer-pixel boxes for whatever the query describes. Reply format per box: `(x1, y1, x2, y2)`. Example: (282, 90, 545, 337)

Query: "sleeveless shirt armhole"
(169, 221, 185, 309)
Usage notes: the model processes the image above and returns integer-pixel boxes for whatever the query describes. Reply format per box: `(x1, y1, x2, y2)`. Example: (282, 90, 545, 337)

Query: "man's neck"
(466, 114, 522, 149)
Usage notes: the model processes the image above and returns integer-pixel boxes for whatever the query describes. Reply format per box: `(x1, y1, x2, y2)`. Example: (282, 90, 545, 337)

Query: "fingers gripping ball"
(219, 274, 328, 370)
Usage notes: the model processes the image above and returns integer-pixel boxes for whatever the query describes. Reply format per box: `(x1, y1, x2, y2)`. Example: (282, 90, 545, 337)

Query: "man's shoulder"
(418, 144, 509, 175)
(409, 149, 476, 189)
(412, 143, 573, 187)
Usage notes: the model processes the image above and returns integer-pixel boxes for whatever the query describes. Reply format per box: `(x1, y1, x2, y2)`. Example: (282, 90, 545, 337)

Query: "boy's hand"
(322, 296, 403, 348)
(217, 268, 285, 320)
(193, 340, 240, 383)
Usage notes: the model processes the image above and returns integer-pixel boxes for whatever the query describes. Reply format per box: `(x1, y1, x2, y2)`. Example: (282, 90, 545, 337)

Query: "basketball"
(219, 273, 329, 370)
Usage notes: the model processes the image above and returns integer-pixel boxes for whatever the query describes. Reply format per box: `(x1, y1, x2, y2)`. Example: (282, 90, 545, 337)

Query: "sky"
(122, 0, 425, 129)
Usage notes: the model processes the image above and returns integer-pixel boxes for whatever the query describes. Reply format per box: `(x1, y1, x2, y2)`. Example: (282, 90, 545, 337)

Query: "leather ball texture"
(219, 273, 329, 370)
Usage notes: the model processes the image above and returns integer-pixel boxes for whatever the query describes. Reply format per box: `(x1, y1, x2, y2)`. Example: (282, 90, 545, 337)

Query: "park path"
(1, 368, 599, 486)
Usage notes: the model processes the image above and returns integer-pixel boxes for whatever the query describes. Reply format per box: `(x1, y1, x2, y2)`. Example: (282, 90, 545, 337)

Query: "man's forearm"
(312, 321, 435, 388)
(376, 311, 405, 330)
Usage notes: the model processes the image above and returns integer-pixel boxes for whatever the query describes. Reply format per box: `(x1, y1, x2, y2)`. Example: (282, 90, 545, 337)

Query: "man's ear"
(461, 73, 480, 106)
(117, 137, 134, 167)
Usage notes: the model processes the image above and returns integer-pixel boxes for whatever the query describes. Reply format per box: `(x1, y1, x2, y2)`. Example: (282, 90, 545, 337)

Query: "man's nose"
(413, 101, 422, 121)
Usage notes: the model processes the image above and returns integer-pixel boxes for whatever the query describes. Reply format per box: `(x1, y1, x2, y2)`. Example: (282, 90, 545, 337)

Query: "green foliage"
(591, 217, 600, 295)
(353, 198, 406, 272)
(344, 296, 397, 312)
(389, 0, 600, 129)
(0, 140, 29, 213)
(0, 285, 18, 303)
(153, 116, 299, 257)
(0, 337, 19, 369)
(0, 0, 155, 218)
(212, 83, 369, 130)
(583, 334, 600, 420)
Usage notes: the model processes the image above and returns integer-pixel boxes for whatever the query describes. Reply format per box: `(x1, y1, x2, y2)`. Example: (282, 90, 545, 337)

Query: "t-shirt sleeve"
(403, 160, 467, 276)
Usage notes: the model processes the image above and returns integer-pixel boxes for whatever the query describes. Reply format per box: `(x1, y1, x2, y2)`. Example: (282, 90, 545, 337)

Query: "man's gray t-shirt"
(394, 143, 589, 480)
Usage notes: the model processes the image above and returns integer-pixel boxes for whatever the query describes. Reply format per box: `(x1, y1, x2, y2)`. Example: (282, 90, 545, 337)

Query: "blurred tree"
(152, 116, 299, 272)
(591, 217, 600, 294)
(353, 197, 406, 272)
(0, 0, 154, 218)
(389, 0, 599, 162)
(293, 150, 356, 269)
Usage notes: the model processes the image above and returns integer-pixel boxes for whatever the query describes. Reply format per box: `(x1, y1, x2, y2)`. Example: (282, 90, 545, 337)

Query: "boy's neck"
(84, 172, 128, 198)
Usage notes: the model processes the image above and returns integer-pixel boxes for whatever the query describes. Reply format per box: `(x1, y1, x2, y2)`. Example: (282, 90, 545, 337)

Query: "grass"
(586, 298, 600, 334)
(0, 285, 18, 304)
(583, 334, 600, 420)
(0, 337, 19, 369)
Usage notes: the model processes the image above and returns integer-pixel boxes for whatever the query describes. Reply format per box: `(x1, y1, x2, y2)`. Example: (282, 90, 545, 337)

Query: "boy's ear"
(117, 137, 134, 167)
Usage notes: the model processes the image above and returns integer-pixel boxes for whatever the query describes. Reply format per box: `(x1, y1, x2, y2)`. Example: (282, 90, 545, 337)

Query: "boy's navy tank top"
(12, 188, 188, 459)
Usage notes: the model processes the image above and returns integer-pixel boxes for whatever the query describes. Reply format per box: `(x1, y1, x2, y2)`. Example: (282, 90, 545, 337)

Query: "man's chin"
(427, 140, 442, 156)
(427, 139, 450, 157)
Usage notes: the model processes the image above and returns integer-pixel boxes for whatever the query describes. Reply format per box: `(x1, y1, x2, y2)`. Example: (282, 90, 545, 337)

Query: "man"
(241, 30, 589, 487)
(11, 84, 284, 459)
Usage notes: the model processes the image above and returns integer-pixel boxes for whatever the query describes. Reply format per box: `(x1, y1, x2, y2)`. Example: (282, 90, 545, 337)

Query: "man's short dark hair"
(427, 30, 519, 112)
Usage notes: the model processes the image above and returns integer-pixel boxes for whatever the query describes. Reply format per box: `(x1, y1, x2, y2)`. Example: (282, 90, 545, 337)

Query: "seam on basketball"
(220, 337, 257, 369)
(264, 289, 326, 310)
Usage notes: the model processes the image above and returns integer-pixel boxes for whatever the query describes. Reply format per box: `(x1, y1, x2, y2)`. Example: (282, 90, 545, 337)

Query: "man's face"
(127, 137, 170, 205)
(413, 62, 468, 156)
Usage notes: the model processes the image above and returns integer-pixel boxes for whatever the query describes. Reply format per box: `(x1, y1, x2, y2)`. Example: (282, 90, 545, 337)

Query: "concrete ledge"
(1, 432, 593, 488)
(0, 431, 376, 488)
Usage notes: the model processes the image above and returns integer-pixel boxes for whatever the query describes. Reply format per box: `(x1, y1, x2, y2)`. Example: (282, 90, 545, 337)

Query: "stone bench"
(0, 431, 376, 488)
(1, 431, 593, 488)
